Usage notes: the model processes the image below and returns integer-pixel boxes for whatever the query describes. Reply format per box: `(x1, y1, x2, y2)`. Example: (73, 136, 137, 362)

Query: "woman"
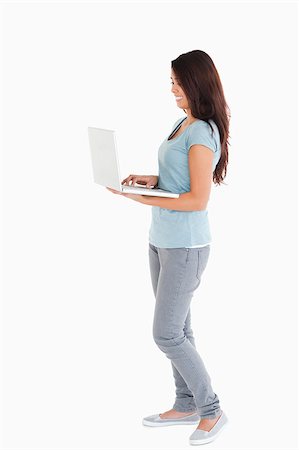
(106, 49, 231, 446)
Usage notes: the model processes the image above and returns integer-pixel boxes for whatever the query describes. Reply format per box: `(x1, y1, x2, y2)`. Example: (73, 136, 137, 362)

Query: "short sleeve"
(186, 120, 217, 153)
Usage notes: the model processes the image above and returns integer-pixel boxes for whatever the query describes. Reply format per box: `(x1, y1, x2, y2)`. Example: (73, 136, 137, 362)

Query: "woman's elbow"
(194, 196, 209, 211)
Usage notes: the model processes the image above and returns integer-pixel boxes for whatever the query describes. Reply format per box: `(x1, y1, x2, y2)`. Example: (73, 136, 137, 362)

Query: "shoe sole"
(189, 421, 229, 445)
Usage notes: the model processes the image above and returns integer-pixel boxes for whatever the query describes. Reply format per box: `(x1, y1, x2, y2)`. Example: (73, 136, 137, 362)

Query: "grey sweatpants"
(148, 242, 221, 419)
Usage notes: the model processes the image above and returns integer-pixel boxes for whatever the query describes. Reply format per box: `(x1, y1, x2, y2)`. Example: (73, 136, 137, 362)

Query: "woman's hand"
(121, 174, 158, 188)
(105, 174, 158, 204)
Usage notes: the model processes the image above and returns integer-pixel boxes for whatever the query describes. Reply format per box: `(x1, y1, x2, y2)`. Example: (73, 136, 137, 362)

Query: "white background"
(1, 1, 298, 449)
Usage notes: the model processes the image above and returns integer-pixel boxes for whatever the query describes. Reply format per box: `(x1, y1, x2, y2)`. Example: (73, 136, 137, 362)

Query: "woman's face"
(170, 69, 189, 110)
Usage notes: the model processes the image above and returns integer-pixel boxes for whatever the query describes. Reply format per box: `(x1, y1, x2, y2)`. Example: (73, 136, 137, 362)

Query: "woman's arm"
(141, 192, 202, 211)
(142, 144, 214, 211)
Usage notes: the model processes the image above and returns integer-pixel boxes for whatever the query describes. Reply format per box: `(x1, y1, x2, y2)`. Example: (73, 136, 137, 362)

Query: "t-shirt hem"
(149, 240, 211, 248)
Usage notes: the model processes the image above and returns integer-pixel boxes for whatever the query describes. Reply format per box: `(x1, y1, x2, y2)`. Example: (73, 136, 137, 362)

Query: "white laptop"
(87, 127, 179, 198)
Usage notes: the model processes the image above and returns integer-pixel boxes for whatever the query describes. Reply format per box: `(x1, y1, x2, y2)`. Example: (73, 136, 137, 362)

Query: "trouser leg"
(151, 245, 221, 419)
(148, 243, 196, 412)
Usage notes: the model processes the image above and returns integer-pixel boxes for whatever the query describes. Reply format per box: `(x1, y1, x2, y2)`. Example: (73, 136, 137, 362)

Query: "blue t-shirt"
(148, 116, 221, 248)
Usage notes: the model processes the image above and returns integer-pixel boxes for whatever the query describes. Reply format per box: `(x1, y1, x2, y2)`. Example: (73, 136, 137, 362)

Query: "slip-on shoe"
(189, 410, 228, 445)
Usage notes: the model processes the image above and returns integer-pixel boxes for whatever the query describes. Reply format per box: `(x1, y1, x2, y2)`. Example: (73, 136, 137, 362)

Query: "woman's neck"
(184, 109, 197, 126)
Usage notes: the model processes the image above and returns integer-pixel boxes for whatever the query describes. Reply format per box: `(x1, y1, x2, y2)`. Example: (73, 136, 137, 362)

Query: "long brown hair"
(171, 50, 231, 186)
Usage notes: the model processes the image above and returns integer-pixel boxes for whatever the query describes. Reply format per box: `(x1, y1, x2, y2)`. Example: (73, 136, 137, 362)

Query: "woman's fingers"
(121, 174, 155, 188)
(122, 175, 133, 185)
(122, 175, 145, 186)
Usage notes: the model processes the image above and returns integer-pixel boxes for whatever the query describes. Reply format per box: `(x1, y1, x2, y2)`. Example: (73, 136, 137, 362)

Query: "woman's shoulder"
(186, 119, 220, 153)
(192, 117, 215, 127)
(191, 118, 219, 137)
